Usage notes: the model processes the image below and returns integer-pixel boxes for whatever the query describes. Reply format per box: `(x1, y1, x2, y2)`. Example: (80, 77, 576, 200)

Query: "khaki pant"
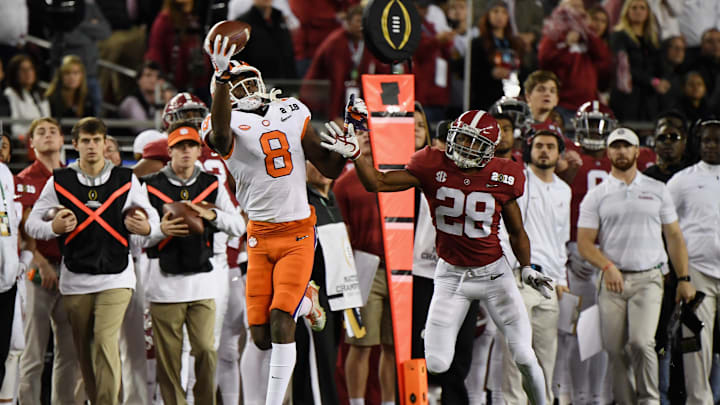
(502, 271, 559, 405)
(150, 299, 217, 405)
(18, 281, 80, 404)
(346, 266, 394, 347)
(63, 288, 132, 405)
(683, 267, 719, 405)
(599, 269, 663, 405)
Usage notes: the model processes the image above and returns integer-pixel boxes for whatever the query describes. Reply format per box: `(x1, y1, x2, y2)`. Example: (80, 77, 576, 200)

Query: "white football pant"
(424, 258, 546, 405)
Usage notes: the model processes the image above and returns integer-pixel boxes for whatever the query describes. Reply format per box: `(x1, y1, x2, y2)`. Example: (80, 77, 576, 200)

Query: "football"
(206, 20, 251, 55)
(42, 205, 67, 221)
(123, 206, 148, 220)
(162, 201, 217, 235)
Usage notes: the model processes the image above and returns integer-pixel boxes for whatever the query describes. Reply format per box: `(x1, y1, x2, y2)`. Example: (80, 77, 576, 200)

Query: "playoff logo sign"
(363, 0, 422, 64)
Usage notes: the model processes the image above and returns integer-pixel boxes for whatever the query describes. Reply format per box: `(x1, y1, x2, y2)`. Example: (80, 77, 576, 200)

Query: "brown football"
(162, 201, 217, 235)
(206, 20, 251, 55)
(123, 206, 148, 220)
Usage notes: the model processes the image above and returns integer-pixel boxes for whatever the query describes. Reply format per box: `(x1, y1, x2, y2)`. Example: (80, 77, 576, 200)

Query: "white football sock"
(349, 399, 365, 405)
(241, 334, 270, 405)
(265, 342, 296, 405)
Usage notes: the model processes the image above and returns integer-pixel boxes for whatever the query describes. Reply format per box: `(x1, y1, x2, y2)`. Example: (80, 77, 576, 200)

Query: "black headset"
(522, 125, 566, 163)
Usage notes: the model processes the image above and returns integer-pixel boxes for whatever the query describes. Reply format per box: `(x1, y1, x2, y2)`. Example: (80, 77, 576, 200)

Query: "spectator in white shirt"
(500, 123, 571, 405)
(577, 127, 696, 405)
(666, 120, 720, 405)
(3, 54, 50, 140)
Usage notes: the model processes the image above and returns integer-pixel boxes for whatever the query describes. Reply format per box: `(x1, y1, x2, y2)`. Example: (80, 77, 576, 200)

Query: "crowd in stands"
(0, 0, 715, 163)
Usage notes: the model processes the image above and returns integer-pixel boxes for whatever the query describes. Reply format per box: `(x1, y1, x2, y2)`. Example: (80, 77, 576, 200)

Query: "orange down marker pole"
(362, 74, 426, 404)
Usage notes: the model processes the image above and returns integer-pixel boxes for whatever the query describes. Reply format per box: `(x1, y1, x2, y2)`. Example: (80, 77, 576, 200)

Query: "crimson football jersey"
(565, 141, 656, 241)
(406, 147, 525, 267)
(15, 160, 63, 264)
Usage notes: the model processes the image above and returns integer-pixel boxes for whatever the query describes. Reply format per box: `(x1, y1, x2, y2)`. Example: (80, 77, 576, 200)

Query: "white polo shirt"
(578, 171, 677, 271)
(511, 168, 571, 285)
(666, 161, 720, 279)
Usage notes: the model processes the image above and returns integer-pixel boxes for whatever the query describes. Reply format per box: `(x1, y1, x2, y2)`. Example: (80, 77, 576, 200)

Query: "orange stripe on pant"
(245, 206, 317, 326)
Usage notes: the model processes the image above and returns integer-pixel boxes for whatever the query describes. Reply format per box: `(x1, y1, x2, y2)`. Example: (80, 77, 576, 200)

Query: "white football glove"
(204, 35, 236, 79)
(521, 265, 554, 299)
(319, 121, 361, 160)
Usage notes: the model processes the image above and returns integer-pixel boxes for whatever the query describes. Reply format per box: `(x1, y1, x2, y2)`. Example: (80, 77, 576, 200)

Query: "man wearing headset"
(498, 122, 571, 404)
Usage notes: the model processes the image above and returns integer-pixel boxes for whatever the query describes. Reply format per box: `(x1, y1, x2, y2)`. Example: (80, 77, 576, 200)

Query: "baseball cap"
(168, 126, 201, 147)
(607, 127, 639, 147)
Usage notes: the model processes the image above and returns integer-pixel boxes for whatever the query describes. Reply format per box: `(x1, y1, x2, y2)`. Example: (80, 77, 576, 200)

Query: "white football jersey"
(201, 97, 311, 223)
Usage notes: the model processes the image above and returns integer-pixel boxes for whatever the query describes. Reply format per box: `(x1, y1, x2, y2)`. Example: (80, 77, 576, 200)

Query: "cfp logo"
(381, 0, 412, 51)
(86, 189, 101, 209)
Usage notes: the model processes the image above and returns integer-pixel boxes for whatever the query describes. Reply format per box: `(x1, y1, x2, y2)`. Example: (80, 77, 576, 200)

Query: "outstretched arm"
(318, 120, 421, 192)
(209, 82, 233, 157)
(205, 35, 236, 156)
(353, 150, 420, 193)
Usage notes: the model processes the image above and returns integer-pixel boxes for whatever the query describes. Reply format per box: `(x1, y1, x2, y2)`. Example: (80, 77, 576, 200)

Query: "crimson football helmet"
(162, 92, 208, 130)
(573, 100, 617, 150)
(210, 60, 271, 111)
(446, 110, 501, 169)
(489, 97, 532, 139)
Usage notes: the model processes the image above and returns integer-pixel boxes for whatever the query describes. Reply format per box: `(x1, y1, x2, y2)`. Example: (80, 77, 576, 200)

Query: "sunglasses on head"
(655, 132, 683, 143)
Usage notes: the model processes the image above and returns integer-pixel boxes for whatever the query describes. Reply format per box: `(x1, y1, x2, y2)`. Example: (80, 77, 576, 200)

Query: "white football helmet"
(573, 100, 617, 150)
(446, 110, 501, 169)
(210, 60, 277, 111)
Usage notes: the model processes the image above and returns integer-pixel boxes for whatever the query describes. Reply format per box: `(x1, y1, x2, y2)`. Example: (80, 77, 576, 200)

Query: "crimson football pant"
(424, 258, 546, 405)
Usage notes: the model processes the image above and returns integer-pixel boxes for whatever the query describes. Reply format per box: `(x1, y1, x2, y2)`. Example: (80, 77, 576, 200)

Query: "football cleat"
(305, 281, 327, 332)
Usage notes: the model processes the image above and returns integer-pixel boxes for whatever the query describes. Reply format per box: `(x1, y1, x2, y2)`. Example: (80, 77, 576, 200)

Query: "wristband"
(677, 275, 691, 282)
(602, 262, 614, 272)
(215, 70, 232, 84)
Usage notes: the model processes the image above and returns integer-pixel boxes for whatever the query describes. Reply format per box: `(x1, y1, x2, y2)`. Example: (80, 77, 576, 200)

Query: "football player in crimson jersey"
(554, 100, 657, 404)
(322, 102, 552, 405)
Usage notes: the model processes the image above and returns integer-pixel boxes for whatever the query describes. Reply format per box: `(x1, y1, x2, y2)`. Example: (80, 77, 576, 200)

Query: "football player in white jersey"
(204, 36, 349, 405)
